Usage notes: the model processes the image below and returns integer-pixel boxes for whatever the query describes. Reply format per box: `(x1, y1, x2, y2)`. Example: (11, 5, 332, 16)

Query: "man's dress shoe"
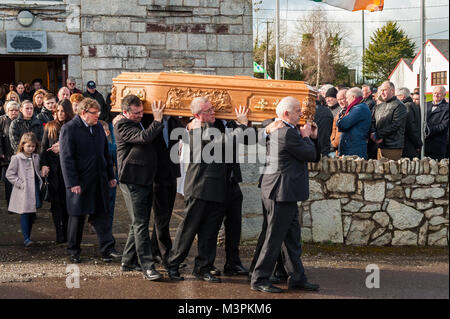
(288, 281, 320, 291)
(121, 263, 142, 272)
(193, 271, 221, 283)
(224, 264, 249, 276)
(251, 284, 283, 293)
(70, 254, 81, 264)
(101, 250, 122, 262)
(168, 269, 184, 281)
(143, 269, 163, 281)
(209, 266, 221, 276)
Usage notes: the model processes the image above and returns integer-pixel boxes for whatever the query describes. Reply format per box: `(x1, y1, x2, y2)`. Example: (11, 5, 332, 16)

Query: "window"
(417, 74, 420, 87)
(431, 71, 447, 86)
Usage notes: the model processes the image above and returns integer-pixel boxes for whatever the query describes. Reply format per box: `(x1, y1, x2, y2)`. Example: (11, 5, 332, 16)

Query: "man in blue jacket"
(337, 87, 372, 159)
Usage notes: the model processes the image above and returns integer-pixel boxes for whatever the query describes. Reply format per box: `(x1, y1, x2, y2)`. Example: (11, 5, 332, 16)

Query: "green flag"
(253, 61, 265, 73)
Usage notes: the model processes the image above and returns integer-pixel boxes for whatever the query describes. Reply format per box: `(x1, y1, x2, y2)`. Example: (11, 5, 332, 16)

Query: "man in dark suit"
(396, 87, 422, 159)
(150, 115, 183, 268)
(166, 97, 248, 282)
(114, 95, 166, 281)
(208, 119, 250, 276)
(59, 98, 120, 264)
(425, 85, 449, 161)
(251, 96, 320, 293)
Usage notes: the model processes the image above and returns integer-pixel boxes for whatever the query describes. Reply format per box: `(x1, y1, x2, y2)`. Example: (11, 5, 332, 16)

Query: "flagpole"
(362, 10, 365, 83)
(275, 0, 281, 80)
(420, 0, 426, 158)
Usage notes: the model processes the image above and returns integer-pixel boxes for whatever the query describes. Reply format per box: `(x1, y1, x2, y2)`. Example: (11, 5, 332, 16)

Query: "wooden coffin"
(111, 72, 316, 124)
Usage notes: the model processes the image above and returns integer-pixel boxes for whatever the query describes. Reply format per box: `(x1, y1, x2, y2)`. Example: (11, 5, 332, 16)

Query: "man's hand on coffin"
(299, 122, 312, 138)
(235, 105, 249, 126)
(151, 100, 166, 122)
(112, 113, 125, 126)
(265, 120, 285, 135)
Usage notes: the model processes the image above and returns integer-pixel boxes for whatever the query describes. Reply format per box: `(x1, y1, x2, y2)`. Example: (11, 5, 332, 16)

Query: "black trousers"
(168, 197, 225, 274)
(67, 189, 115, 256)
(249, 199, 284, 274)
(51, 201, 68, 240)
(120, 183, 155, 270)
(251, 198, 307, 287)
(223, 182, 244, 266)
(1, 166, 12, 206)
(150, 181, 177, 265)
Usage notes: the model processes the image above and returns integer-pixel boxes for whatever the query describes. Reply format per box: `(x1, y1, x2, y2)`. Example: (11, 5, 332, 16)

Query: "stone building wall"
(1, 0, 253, 95)
(240, 157, 449, 247)
(80, 0, 253, 95)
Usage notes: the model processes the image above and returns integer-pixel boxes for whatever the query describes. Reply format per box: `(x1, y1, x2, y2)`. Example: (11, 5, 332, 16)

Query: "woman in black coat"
(0, 101, 21, 206)
(40, 99, 74, 243)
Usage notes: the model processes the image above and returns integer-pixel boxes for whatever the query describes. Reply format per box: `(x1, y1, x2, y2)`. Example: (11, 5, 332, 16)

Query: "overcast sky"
(254, 0, 449, 71)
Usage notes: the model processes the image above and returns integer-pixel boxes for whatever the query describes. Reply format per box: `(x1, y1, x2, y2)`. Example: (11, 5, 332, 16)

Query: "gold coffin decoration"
(111, 72, 316, 124)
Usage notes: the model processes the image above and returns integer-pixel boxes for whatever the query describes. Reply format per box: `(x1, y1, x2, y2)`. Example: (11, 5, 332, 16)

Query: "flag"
(253, 61, 265, 73)
(280, 57, 290, 69)
(311, 0, 384, 12)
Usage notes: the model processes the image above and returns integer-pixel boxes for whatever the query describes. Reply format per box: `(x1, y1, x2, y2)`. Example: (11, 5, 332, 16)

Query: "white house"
(389, 39, 449, 94)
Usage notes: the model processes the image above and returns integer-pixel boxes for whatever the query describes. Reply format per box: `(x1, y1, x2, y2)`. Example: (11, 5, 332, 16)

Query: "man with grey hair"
(251, 96, 320, 293)
(330, 88, 348, 154)
(361, 84, 376, 112)
(370, 81, 407, 160)
(425, 85, 449, 160)
(396, 87, 422, 159)
(336, 87, 372, 159)
(166, 97, 249, 283)
(66, 77, 82, 95)
(58, 87, 70, 101)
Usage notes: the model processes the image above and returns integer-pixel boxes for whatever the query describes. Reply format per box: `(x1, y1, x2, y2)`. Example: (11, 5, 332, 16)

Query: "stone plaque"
(111, 72, 316, 124)
(6, 31, 47, 53)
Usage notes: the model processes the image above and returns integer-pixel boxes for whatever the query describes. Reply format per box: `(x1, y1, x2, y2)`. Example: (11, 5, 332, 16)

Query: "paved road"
(0, 189, 448, 301)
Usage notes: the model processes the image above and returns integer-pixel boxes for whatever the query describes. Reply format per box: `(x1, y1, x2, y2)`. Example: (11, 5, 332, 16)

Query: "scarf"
(345, 96, 363, 116)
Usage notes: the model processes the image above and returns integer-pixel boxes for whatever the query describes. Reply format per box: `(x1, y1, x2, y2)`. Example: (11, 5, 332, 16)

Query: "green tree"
(363, 21, 415, 85)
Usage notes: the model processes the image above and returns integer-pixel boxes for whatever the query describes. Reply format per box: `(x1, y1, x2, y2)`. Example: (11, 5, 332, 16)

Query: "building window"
(431, 71, 447, 86)
(417, 74, 420, 87)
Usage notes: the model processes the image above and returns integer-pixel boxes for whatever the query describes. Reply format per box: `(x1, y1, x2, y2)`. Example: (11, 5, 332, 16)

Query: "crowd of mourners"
(0, 78, 115, 247)
(313, 82, 449, 162)
(0, 75, 448, 292)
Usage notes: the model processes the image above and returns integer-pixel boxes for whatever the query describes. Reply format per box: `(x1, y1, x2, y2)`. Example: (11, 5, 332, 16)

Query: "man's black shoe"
(102, 250, 122, 262)
(168, 269, 184, 281)
(224, 264, 249, 276)
(251, 284, 283, 293)
(143, 269, 163, 281)
(153, 255, 163, 264)
(193, 271, 221, 283)
(209, 266, 221, 276)
(121, 263, 142, 272)
(288, 281, 320, 291)
(269, 275, 281, 284)
(70, 254, 81, 263)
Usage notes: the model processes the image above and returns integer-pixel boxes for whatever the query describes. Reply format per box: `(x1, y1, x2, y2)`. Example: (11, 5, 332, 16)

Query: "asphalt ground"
(0, 185, 448, 303)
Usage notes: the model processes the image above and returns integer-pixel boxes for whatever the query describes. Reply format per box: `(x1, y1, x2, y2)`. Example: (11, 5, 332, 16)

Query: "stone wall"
(0, 0, 253, 96)
(80, 0, 253, 95)
(240, 157, 449, 247)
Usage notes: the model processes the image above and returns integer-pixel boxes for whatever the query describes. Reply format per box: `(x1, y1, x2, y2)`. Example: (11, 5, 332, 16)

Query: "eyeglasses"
(86, 110, 100, 116)
(130, 110, 144, 115)
(201, 108, 215, 114)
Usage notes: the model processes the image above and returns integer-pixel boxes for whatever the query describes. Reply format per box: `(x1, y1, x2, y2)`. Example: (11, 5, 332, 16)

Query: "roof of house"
(429, 39, 449, 61)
